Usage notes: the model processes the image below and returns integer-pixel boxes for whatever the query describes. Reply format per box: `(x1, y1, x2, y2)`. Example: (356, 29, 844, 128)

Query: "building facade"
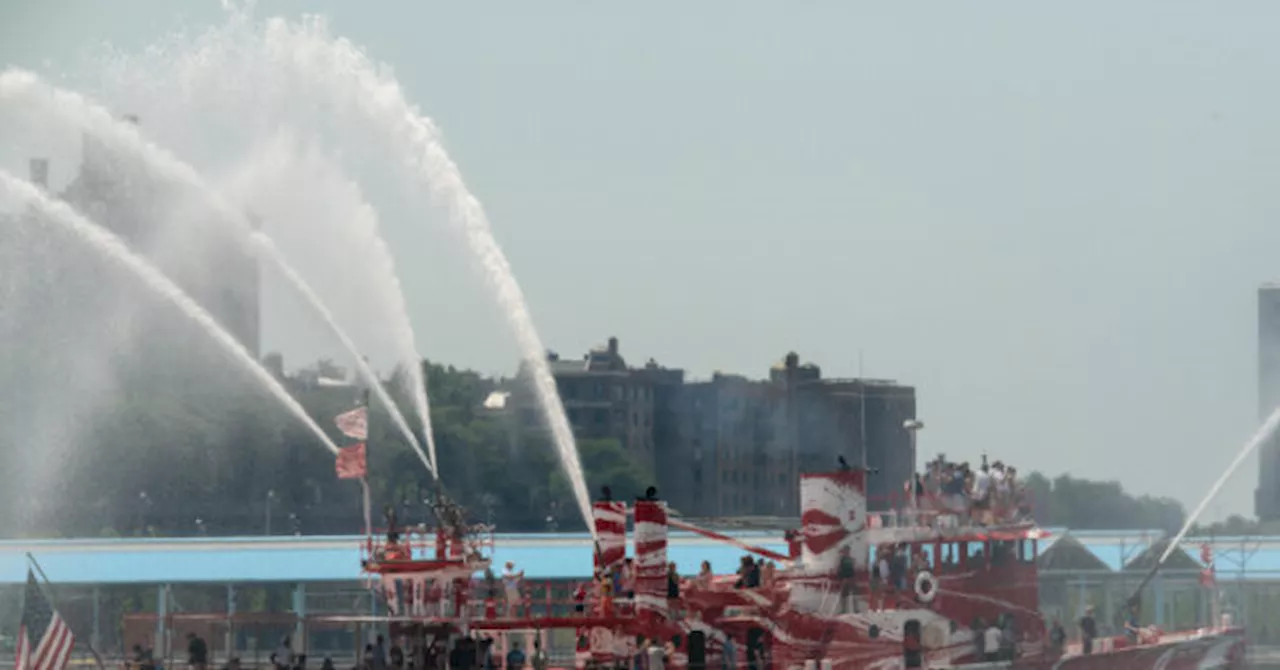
(1258, 285, 1280, 521)
(519, 338, 918, 519)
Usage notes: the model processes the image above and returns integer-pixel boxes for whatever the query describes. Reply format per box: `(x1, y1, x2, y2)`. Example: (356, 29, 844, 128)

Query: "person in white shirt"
(972, 466, 991, 499)
(273, 637, 294, 670)
(983, 624, 1002, 662)
(502, 561, 524, 616)
(971, 464, 992, 524)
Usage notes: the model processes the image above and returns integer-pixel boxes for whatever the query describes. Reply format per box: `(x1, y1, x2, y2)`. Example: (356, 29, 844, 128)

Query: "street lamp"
(265, 489, 278, 536)
(137, 491, 152, 535)
(479, 493, 497, 527)
(902, 419, 925, 509)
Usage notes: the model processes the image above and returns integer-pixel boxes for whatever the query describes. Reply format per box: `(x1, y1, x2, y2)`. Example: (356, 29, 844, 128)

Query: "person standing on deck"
(971, 463, 993, 524)
(982, 623, 1001, 663)
(837, 546, 857, 613)
(530, 638, 549, 670)
(502, 561, 525, 616)
(1079, 606, 1098, 655)
(695, 561, 713, 590)
(187, 632, 208, 670)
(666, 562, 681, 616)
(372, 635, 387, 670)
(1123, 604, 1142, 642)
(274, 637, 295, 670)
(505, 641, 527, 670)
(1049, 617, 1066, 657)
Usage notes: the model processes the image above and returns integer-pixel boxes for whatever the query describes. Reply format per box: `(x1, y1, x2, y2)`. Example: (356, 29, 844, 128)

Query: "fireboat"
(360, 468, 1246, 669)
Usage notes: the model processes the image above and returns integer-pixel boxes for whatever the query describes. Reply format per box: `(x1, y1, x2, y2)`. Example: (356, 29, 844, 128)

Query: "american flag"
(14, 570, 75, 670)
(334, 406, 368, 441)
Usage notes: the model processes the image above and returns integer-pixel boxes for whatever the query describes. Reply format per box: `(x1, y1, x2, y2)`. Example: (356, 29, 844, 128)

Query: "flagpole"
(361, 478, 373, 538)
(25, 553, 106, 670)
(362, 388, 373, 539)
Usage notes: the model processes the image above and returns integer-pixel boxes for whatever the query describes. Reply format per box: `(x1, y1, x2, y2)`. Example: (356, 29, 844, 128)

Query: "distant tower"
(1257, 285, 1280, 520)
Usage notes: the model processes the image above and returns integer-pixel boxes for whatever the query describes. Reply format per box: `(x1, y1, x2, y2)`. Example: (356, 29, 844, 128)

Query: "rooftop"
(4, 528, 1280, 587)
(0, 531, 787, 586)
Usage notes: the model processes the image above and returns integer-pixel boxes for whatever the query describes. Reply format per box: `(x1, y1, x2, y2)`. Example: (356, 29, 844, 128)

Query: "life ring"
(914, 570, 938, 604)
(590, 627, 614, 652)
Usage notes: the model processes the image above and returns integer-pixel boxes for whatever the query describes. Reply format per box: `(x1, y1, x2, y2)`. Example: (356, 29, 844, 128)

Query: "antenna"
(858, 351, 867, 472)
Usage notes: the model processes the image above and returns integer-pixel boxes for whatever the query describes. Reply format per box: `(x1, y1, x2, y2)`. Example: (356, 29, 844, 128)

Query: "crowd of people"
(338, 631, 549, 670)
(910, 454, 1032, 525)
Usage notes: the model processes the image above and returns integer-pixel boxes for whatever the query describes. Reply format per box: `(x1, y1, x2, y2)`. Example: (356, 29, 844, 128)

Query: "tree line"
(0, 349, 1251, 538)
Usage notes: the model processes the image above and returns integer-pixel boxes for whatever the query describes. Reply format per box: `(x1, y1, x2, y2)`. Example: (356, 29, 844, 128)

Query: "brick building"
(673, 353, 917, 517)
(520, 338, 918, 519)
(508, 337, 684, 476)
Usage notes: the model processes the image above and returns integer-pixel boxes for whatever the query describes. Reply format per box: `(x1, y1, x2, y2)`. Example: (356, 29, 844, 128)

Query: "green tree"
(1025, 472, 1186, 531)
(547, 437, 654, 502)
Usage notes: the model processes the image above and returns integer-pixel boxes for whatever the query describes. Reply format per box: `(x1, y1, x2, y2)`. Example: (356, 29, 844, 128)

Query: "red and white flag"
(1199, 543, 1216, 587)
(334, 406, 368, 441)
(335, 443, 367, 480)
(15, 570, 74, 670)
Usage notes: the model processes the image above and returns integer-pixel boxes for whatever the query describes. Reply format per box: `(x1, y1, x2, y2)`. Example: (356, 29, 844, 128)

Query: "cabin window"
(914, 543, 936, 572)
(919, 543, 935, 567)
(1018, 539, 1037, 564)
(991, 540, 1015, 566)
(937, 542, 960, 571)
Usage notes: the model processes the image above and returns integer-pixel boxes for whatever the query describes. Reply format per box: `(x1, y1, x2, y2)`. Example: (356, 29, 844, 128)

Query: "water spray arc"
(1127, 404, 1280, 605)
(16, 13, 595, 532)
(219, 137, 440, 478)
(250, 230, 433, 476)
(0, 172, 340, 456)
(255, 18, 595, 534)
(0, 69, 434, 475)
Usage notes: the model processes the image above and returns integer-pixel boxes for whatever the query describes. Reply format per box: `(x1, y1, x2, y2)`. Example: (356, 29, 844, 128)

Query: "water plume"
(0, 68, 433, 474)
(0, 171, 340, 456)
(1158, 406, 1280, 563)
(88, 10, 594, 529)
(250, 229, 432, 474)
(253, 14, 595, 532)
(216, 133, 439, 477)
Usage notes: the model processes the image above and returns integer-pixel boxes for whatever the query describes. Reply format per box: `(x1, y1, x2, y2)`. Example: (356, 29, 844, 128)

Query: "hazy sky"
(4, 1, 1280, 520)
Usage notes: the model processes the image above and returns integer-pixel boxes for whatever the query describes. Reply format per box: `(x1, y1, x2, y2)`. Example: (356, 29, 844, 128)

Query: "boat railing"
(1057, 625, 1239, 658)
(378, 578, 640, 624)
(361, 524, 495, 566)
(865, 492, 1031, 530)
(389, 576, 787, 624)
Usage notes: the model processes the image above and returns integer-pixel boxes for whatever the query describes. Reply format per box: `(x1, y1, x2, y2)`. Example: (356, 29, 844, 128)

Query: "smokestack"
(28, 159, 49, 189)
